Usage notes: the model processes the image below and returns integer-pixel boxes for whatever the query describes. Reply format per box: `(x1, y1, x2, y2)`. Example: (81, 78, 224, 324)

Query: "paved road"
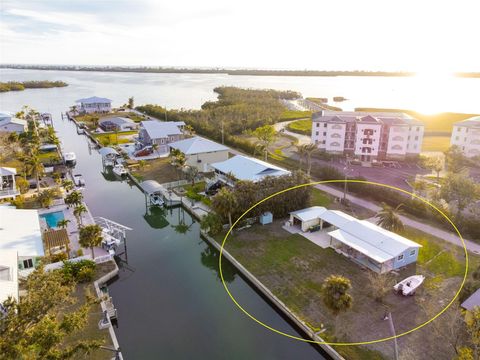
(273, 120, 311, 145)
(314, 183, 480, 254)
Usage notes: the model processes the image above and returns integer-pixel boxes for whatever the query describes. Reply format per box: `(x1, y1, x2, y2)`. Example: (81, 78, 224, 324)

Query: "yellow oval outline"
(218, 180, 468, 346)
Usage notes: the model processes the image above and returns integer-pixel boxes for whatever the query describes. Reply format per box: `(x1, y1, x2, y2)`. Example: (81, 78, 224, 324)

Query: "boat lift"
(94, 216, 132, 262)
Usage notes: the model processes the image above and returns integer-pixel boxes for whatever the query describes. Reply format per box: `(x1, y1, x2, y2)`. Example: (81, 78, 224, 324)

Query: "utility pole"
(221, 120, 224, 145)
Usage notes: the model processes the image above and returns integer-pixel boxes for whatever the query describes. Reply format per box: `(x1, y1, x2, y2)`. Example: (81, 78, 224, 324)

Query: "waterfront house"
(311, 111, 424, 162)
(210, 155, 291, 186)
(138, 120, 185, 153)
(99, 117, 138, 132)
(0, 167, 19, 200)
(0, 206, 44, 273)
(76, 96, 112, 114)
(168, 136, 230, 172)
(450, 116, 480, 157)
(288, 206, 421, 273)
(0, 250, 19, 306)
(0, 111, 27, 134)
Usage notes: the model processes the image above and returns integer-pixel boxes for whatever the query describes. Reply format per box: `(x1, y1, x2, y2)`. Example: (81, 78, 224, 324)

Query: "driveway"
(314, 183, 480, 254)
(273, 120, 311, 146)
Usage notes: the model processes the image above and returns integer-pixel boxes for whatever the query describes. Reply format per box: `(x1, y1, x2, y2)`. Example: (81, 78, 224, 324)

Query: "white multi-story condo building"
(311, 111, 424, 161)
(450, 116, 480, 158)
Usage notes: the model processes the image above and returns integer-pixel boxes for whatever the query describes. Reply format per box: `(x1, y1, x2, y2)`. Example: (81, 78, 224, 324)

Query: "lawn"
(286, 119, 312, 136)
(92, 131, 138, 146)
(280, 110, 312, 121)
(421, 135, 451, 152)
(310, 187, 332, 207)
(218, 221, 469, 359)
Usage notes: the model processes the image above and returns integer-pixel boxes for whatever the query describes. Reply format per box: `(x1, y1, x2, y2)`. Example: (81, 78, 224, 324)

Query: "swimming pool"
(39, 211, 65, 228)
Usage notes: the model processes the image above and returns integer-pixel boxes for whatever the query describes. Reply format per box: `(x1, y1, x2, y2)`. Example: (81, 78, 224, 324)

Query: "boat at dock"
(393, 275, 425, 296)
(73, 174, 85, 187)
(112, 164, 128, 177)
(150, 194, 164, 207)
(63, 152, 77, 167)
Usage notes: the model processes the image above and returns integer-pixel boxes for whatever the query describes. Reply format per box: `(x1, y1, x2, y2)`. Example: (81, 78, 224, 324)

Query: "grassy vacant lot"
(421, 135, 451, 152)
(218, 221, 474, 360)
(130, 157, 182, 183)
(280, 110, 312, 121)
(310, 187, 332, 207)
(286, 118, 312, 136)
(92, 130, 138, 146)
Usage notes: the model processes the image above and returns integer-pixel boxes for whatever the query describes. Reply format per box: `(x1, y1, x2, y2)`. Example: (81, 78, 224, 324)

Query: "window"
(465, 138, 467, 142)
(324, 123, 327, 127)
(316, 123, 320, 127)
(408, 136, 411, 140)
(410, 250, 416, 256)
(322, 140, 326, 144)
(416, 127, 420, 131)
(415, 136, 419, 141)
(466, 128, 469, 133)
(23, 259, 34, 269)
(323, 132, 326, 136)
(315, 131, 319, 136)
(397, 254, 404, 261)
(414, 144, 417, 149)
(455, 136, 459, 141)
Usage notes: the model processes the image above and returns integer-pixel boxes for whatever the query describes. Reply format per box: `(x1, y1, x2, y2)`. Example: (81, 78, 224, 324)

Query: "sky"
(1, 0, 480, 72)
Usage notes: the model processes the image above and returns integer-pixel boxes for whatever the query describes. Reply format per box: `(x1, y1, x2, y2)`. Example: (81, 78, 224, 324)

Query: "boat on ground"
(150, 194, 164, 207)
(63, 152, 76, 167)
(73, 174, 85, 187)
(112, 164, 128, 177)
(393, 275, 425, 296)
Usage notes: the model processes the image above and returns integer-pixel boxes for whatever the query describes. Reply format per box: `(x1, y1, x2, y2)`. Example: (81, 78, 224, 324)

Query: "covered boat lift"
(98, 147, 119, 167)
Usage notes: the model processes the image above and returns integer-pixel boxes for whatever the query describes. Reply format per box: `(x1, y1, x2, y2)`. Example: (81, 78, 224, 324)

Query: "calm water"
(1, 68, 480, 114)
(0, 73, 327, 358)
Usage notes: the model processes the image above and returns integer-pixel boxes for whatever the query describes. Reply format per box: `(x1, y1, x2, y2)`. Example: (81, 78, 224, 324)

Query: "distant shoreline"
(2, 64, 479, 78)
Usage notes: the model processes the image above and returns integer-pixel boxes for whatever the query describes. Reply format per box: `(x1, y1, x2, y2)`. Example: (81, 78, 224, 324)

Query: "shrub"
(16, 177, 30, 194)
(50, 253, 68, 263)
(200, 213, 223, 236)
(77, 267, 95, 283)
(62, 259, 96, 283)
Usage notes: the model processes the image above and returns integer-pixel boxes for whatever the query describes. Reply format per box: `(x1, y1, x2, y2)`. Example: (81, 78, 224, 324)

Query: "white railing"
(0, 188, 19, 198)
(161, 179, 188, 189)
(94, 254, 113, 264)
(44, 255, 93, 271)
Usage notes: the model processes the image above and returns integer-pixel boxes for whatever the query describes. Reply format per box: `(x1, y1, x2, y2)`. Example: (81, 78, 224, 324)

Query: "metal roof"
(319, 210, 356, 228)
(461, 288, 480, 310)
(140, 120, 184, 139)
(140, 180, 164, 194)
(98, 147, 119, 157)
(210, 155, 291, 182)
(76, 96, 112, 104)
(0, 167, 16, 176)
(0, 206, 44, 257)
(290, 206, 328, 222)
(454, 116, 480, 128)
(169, 136, 229, 155)
(99, 117, 136, 126)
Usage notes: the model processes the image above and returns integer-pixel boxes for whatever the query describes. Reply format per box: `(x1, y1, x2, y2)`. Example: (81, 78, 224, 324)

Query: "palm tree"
(296, 144, 306, 170)
(152, 143, 159, 156)
(185, 166, 199, 186)
(212, 187, 238, 229)
(38, 189, 55, 208)
(62, 179, 74, 193)
(25, 152, 43, 194)
(321, 275, 353, 337)
(79, 224, 103, 259)
(73, 204, 88, 226)
(303, 143, 318, 177)
(57, 219, 71, 229)
(376, 202, 405, 232)
(64, 190, 83, 208)
(138, 160, 147, 170)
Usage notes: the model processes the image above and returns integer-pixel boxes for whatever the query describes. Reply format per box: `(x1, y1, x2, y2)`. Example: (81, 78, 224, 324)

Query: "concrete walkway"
(273, 120, 311, 145)
(314, 184, 480, 254)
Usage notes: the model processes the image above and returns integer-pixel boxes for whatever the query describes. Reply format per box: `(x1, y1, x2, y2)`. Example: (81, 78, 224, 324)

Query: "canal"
(0, 83, 328, 358)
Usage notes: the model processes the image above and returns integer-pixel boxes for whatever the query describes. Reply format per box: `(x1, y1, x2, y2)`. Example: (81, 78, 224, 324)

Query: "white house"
(169, 136, 230, 172)
(0, 207, 44, 272)
(0, 111, 27, 134)
(210, 155, 291, 185)
(0, 250, 19, 305)
(289, 206, 421, 273)
(76, 96, 112, 114)
(0, 167, 19, 200)
(138, 120, 185, 153)
(311, 111, 424, 161)
(450, 116, 480, 157)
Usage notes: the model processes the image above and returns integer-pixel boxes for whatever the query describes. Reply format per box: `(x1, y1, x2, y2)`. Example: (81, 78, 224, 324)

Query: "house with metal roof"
(288, 206, 421, 273)
(461, 288, 480, 311)
(76, 96, 112, 114)
(99, 116, 138, 132)
(138, 120, 185, 154)
(0, 250, 19, 306)
(451, 116, 480, 157)
(0, 167, 19, 200)
(0, 111, 27, 134)
(169, 136, 230, 172)
(0, 207, 44, 273)
(210, 155, 291, 185)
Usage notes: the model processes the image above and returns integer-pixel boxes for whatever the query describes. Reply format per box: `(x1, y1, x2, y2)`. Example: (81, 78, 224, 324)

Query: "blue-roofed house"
(168, 136, 230, 172)
(76, 96, 112, 114)
(138, 120, 185, 154)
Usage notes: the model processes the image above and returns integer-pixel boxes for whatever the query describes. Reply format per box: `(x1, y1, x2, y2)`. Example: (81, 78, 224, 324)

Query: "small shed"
(259, 212, 273, 225)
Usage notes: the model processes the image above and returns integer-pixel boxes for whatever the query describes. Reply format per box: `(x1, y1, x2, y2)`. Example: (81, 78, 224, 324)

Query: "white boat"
(63, 152, 76, 166)
(393, 275, 425, 296)
(112, 164, 128, 176)
(73, 174, 85, 187)
(150, 194, 164, 207)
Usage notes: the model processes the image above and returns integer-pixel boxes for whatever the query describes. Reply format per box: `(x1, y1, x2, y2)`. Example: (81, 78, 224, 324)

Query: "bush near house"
(62, 260, 96, 283)
(286, 119, 312, 135)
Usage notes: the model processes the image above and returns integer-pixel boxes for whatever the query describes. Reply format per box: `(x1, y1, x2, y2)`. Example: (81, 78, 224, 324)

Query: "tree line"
(0, 81, 67, 92)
